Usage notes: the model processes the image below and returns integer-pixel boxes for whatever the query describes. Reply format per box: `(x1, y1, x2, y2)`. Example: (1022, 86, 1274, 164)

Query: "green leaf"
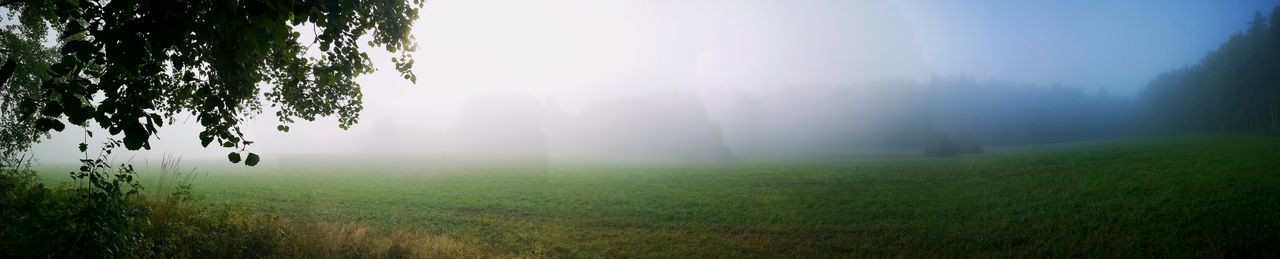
(122, 123, 148, 150)
(36, 118, 66, 132)
(51, 120, 65, 132)
(199, 132, 213, 147)
(35, 118, 53, 132)
(50, 63, 71, 76)
(79, 143, 88, 152)
(40, 102, 62, 117)
(228, 152, 241, 163)
(245, 153, 260, 166)
(18, 99, 37, 117)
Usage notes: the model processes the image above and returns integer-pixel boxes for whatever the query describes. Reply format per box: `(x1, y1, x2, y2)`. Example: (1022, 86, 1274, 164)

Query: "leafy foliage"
(0, 1, 428, 256)
(66, 138, 148, 257)
(4, 0, 424, 164)
(0, 138, 147, 257)
(0, 2, 57, 157)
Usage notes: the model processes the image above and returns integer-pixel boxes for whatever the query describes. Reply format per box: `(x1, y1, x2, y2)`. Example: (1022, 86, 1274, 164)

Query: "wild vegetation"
(3, 1, 1280, 257)
(1, 0, 423, 161)
(24, 136, 1280, 257)
(0, 1, 436, 256)
(2, 151, 493, 258)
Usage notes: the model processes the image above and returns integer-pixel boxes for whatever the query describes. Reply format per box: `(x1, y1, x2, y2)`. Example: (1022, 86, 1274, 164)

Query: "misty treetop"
(717, 77, 1134, 155)
(0, 0, 424, 164)
(409, 84, 1127, 161)
(1141, 7, 1280, 134)
(0, 1, 57, 159)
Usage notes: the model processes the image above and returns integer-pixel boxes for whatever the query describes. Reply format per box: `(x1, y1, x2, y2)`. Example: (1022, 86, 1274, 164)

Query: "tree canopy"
(0, 1, 57, 159)
(0, 0, 424, 165)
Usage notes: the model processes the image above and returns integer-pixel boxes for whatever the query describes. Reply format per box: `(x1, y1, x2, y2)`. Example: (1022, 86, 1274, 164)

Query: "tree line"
(717, 77, 1135, 157)
(1140, 7, 1280, 134)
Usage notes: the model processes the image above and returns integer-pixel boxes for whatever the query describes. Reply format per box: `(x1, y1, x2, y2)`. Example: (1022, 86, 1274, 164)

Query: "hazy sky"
(406, 0, 1280, 96)
(30, 0, 1280, 163)
(899, 0, 1280, 94)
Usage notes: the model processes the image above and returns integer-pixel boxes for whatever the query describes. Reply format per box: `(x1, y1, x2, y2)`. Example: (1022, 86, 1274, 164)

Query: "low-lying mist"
(356, 76, 1134, 162)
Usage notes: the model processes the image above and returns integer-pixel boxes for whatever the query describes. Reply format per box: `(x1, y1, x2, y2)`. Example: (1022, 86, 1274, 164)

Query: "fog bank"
(27, 0, 1279, 164)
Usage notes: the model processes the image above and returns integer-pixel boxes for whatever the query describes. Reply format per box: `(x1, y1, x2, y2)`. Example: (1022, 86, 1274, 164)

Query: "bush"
(1, 140, 149, 258)
(0, 159, 66, 257)
(924, 133, 984, 157)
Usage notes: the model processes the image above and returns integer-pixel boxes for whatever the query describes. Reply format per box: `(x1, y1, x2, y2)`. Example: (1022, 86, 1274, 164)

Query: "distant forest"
(703, 4, 1280, 156)
(1140, 7, 1280, 134)
(379, 6, 1280, 160)
(716, 78, 1134, 156)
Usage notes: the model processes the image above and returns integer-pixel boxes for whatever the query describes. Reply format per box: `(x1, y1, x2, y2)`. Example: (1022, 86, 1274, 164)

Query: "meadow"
(36, 136, 1280, 257)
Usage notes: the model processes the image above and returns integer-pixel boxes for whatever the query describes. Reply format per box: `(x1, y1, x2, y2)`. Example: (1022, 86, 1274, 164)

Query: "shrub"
(1, 139, 150, 258)
(924, 133, 984, 157)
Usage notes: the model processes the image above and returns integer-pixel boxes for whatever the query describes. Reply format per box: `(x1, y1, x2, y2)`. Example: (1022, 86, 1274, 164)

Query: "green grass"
(37, 136, 1280, 257)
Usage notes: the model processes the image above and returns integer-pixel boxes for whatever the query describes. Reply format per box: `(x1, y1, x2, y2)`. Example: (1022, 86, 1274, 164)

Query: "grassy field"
(37, 136, 1280, 257)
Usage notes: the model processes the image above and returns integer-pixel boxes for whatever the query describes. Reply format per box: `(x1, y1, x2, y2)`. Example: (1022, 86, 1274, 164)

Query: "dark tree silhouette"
(1, 0, 424, 165)
(1141, 7, 1280, 134)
